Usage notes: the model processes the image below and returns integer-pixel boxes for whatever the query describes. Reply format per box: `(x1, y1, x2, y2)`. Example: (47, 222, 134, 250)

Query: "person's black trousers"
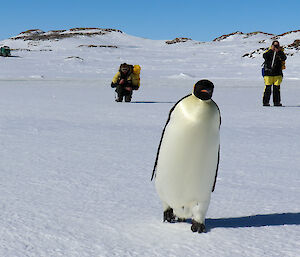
(115, 84, 133, 102)
(263, 85, 281, 105)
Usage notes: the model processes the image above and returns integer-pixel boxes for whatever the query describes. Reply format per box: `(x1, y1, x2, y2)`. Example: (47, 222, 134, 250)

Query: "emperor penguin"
(151, 80, 221, 233)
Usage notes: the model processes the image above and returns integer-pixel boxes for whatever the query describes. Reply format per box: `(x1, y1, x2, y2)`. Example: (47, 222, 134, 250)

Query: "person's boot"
(115, 96, 123, 102)
(125, 95, 132, 102)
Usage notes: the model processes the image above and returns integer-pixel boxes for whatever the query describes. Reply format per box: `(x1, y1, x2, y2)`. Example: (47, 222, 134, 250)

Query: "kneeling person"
(111, 63, 140, 102)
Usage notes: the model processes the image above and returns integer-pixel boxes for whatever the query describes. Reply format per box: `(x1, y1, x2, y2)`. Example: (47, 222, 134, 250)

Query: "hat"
(120, 63, 129, 72)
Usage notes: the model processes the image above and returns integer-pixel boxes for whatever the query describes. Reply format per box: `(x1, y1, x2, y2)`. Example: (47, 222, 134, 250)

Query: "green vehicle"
(0, 46, 11, 57)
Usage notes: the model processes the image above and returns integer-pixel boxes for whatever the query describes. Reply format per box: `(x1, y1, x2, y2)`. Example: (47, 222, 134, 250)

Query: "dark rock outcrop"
(165, 37, 192, 44)
(11, 28, 123, 41)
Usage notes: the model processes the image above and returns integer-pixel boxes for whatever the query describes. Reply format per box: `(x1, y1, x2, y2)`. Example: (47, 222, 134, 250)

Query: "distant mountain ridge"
(10, 28, 123, 41)
(1, 27, 300, 80)
(213, 31, 275, 41)
(8, 27, 300, 43)
(213, 30, 300, 41)
(1, 27, 299, 59)
(211, 30, 300, 58)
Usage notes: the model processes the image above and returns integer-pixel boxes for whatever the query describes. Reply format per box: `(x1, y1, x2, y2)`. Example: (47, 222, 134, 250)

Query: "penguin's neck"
(192, 94, 212, 104)
(177, 95, 212, 122)
(200, 99, 212, 103)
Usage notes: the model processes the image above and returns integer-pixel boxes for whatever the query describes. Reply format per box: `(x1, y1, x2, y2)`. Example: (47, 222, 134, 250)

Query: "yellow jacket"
(111, 64, 141, 90)
(112, 71, 133, 84)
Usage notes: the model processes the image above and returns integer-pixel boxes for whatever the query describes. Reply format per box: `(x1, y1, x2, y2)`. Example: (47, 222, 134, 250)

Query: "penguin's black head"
(193, 80, 214, 100)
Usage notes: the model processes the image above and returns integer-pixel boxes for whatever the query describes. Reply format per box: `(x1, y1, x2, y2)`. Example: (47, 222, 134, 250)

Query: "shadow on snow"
(206, 212, 300, 230)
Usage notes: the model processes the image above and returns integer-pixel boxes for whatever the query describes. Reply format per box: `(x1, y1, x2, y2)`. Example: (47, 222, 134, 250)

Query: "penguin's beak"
(197, 89, 212, 100)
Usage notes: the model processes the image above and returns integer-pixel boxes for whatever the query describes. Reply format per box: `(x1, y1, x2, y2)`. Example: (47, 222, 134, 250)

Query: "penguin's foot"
(163, 208, 176, 223)
(191, 220, 206, 233)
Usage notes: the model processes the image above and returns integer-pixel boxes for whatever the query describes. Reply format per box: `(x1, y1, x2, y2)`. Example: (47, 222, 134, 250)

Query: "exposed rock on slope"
(213, 31, 275, 41)
(78, 45, 118, 48)
(165, 37, 192, 44)
(243, 38, 300, 58)
(11, 28, 123, 41)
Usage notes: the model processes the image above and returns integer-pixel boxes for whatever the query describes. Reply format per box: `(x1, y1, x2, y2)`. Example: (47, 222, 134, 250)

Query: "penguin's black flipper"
(151, 94, 191, 181)
(212, 100, 221, 192)
(212, 145, 220, 192)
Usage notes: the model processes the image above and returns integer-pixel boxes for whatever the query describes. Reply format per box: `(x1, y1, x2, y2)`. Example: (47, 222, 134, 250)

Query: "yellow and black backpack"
(131, 65, 141, 90)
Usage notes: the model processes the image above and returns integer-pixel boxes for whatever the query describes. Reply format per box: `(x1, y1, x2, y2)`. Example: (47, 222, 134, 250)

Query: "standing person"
(111, 63, 133, 102)
(262, 40, 287, 106)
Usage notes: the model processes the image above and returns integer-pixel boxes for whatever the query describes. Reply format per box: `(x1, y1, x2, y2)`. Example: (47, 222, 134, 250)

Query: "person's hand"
(125, 87, 132, 91)
(119, 79, 125, 85)
(272, 43, 281, 52)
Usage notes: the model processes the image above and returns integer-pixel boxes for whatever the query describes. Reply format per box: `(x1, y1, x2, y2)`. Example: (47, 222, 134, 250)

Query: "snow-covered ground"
(0, 30, 299, 256)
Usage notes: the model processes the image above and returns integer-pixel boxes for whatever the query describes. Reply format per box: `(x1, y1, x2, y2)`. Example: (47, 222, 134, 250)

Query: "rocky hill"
(1, 28, 299, 59)
(11, 28, 123, 41)
(213, 30, 300, 58)
(0, 27, 299, 80)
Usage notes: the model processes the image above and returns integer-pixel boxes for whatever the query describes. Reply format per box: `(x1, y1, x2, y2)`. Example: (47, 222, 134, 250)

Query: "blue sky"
(1, 0, 300, 41)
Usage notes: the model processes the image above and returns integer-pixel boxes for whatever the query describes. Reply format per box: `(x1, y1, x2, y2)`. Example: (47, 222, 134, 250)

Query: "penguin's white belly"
(155, 96, 220, 214)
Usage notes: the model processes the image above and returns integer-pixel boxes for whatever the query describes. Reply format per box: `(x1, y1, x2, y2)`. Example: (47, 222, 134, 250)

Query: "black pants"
(263, 85, 281, 105)
(115, 84, 133, 102)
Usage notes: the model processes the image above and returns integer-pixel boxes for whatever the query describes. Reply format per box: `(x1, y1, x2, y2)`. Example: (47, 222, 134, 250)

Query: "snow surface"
(0, 30, 300, 256)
